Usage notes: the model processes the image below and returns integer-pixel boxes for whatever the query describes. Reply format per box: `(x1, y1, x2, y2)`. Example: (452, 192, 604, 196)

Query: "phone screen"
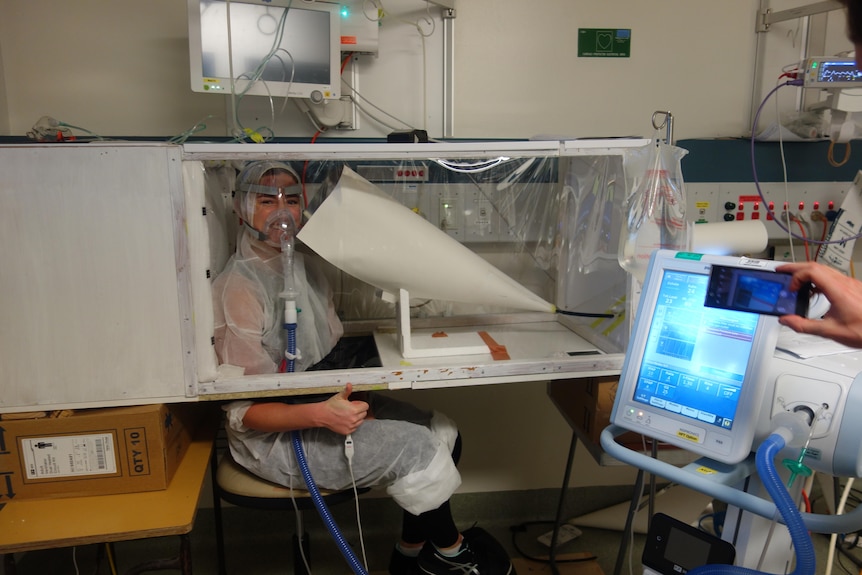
(705, 265, 809, 317)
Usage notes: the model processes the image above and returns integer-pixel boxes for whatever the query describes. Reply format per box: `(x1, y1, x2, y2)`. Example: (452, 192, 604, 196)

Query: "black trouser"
(400, 433, 463, 548)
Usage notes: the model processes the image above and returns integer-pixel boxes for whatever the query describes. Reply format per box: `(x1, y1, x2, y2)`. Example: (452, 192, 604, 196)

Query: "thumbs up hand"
(320, 383, 369, 435)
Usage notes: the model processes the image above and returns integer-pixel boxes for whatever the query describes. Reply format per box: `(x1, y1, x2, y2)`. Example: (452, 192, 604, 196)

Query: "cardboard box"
(548, 377, 632, 446)
(548, 377, 678, 455)
(0, 403, 198, 501)
(549, 378, 689, 467)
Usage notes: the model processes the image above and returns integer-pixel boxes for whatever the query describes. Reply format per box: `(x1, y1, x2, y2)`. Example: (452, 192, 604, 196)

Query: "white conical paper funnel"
(298, 167, 555, 313)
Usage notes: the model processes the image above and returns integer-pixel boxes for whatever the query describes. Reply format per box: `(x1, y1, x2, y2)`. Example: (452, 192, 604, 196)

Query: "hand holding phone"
(705, 264, 811, 317)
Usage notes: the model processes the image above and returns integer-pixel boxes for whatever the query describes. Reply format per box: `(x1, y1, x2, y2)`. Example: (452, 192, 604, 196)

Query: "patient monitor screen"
(632, 269, 758, 431)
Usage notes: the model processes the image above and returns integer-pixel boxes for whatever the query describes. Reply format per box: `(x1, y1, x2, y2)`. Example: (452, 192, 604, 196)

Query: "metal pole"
(651, 111, 674, 145)
(549, 431, 579, 575)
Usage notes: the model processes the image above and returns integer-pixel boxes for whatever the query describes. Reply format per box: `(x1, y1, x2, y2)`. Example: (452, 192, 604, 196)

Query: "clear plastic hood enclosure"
(0, 139, 651, 412)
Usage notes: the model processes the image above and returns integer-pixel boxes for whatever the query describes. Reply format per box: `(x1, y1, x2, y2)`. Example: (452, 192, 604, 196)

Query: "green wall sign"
(578, 29, 631, 58)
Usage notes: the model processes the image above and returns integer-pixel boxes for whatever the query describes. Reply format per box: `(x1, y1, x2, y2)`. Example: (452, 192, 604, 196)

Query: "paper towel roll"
(690, 220, 768, 256)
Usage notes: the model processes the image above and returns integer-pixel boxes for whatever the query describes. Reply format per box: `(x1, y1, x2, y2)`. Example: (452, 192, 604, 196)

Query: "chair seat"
(212, 446, 370, 574)
(218, 454, 313, 499)
(216, 452, 361, 510)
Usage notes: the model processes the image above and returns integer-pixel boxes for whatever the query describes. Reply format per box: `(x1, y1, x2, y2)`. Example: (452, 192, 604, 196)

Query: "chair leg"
(211, 448, 228, 575)
(179, 533, 193, 575)
(293, 511, 311, 574)
(3, 554, 17, 575)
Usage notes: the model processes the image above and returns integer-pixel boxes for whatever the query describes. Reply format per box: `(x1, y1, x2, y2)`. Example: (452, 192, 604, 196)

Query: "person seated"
(212, 160, 515, 575)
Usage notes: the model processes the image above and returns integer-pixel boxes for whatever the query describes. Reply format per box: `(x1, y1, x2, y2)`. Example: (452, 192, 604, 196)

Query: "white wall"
(0, 22, 8, 135)
(0, 0, 854, 494)
(0, 0, 226, 138)
(0, 1, 852, 141)
(455, 1, 757, 139)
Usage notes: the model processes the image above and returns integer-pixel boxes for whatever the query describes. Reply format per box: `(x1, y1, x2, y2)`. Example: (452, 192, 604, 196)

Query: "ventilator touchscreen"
(611, 251, 781, 463)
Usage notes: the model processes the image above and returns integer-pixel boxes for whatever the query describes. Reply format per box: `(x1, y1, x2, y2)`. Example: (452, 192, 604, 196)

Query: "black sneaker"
(389, 545, 422, 575)
(418, 528, 515, 575)
(461, 527, 515, 575)
(417, 539, 480, 575)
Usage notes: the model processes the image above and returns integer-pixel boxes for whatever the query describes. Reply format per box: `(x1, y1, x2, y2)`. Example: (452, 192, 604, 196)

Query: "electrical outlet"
(686, 181, 848, 240)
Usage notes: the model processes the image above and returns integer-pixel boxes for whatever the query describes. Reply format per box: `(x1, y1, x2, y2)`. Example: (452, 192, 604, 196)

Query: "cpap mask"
(260, 206, 299, 249)
(235, 161, 303, 248)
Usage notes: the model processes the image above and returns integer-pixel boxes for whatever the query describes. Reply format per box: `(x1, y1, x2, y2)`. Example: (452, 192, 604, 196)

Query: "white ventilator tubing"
(298, 167, 556, 313)
(263, 209, 300, 369)
(281, 233, 298, 321)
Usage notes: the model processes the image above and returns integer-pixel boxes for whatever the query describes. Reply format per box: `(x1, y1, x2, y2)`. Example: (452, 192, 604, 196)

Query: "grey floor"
(3, 485, 861, 575)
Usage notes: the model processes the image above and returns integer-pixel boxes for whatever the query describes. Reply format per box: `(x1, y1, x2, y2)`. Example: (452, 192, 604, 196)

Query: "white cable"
(825, 478, 855, 575)
(406, 2, 436, 132)
(344, 434, 369, 571)
(341, 77, 416, 130)
(625, 459, 652, 575)
(72, 546, 80, 575)
(340, 3, 439, 134)
(293, 99, 327, 133)
(421, 31, 428, 131)
(225, 0, 243, 140)
(430, 157, 511, 174)
(224, 2, 296, 140)
(352, 99, 405, 132)
(774, 76, 796, 261)
(417, 2, 434, 131)
(361, 0, 383, 22)
(756, 508, 783, 571)
(290, 450, 314, 574)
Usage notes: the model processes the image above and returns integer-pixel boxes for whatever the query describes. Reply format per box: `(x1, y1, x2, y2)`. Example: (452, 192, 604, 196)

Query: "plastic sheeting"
(200, 144, 650, 352)
(297, 166, 555, 313)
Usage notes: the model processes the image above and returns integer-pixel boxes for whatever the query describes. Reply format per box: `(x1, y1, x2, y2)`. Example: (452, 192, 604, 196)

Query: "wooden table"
(0, 419, 217, 574)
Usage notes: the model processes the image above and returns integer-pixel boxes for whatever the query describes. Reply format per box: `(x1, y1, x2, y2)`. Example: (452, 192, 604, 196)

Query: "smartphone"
(705, 264, 810, 317)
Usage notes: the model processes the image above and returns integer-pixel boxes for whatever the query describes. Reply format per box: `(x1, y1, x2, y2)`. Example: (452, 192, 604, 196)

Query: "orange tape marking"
(478, 331, 510, 361)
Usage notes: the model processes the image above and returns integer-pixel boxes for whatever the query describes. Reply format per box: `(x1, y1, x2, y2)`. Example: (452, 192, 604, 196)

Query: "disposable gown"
(212, 232, 341, 374)
(213, 232, 461, 515)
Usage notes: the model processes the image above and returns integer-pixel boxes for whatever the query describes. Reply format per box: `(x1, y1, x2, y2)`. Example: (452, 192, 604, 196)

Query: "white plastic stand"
(394, 289, 491, 359)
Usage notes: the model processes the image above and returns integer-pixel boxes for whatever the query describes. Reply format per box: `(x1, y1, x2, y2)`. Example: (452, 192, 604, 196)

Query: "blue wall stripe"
(678, 138, 861, 183)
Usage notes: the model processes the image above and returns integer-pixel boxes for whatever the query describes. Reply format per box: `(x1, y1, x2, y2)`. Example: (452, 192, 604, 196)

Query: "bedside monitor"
(803, 57, 862, 89)
(611, 251, 782, 464)
(188, 0, 341, 101)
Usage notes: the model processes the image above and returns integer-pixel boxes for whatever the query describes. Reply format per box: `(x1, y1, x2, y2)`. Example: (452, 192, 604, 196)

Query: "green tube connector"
(782, 450, 813, 488)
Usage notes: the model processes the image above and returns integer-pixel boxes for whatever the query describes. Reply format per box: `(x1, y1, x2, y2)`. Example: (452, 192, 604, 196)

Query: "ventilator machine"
(602, 250, 862, 575)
